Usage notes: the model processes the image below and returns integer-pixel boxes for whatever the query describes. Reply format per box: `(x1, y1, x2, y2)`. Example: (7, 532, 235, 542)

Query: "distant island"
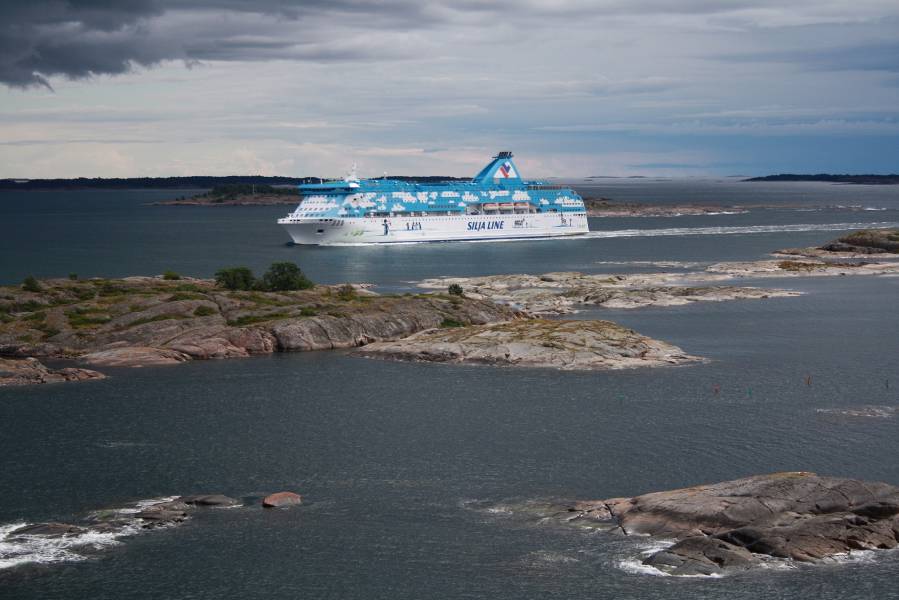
(0, 175, 315, 190)
(745, 174, 899, 184)
(0, 175, 467, 191)
(583, 197, 746, 217)
(155, 184, 300, 206)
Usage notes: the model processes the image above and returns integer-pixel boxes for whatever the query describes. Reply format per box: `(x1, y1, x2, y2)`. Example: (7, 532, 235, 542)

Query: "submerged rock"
(179, 494, 239, 507)
(10, 522, 87, 537)
(356, 319, 701, 371)
(133, 506, 190, 527)
(262, 492, 303, 508)
(0, 493, 248, 571)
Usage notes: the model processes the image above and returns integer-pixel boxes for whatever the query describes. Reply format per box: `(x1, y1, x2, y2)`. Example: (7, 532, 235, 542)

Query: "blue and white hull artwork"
(278, 152, 589, 245)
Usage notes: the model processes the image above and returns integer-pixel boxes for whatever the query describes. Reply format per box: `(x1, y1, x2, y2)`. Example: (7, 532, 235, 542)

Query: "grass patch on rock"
(66, 310, 112, 329)
(193, 305, 216, 317)
(778, 260, 825, 272)
(167, 292, 208, 302)
(125, 314, 187, 328)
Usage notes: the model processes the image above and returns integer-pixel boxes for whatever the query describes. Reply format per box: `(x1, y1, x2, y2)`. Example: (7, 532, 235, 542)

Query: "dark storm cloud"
(0, 0, 438, 88)
(0, 1, 164, 86)
(2, 1, 897, 88)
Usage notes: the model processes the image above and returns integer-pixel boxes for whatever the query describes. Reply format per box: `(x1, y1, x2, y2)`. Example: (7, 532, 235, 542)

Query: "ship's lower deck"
(278, 212, 588, 245)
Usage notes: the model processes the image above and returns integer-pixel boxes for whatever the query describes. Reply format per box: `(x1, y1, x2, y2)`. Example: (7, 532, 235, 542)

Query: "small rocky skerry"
(503, 472, 899, 576)
(0, 356, 104, 386)
(419, 271, 801, 315)
(0, 491, 302, 570)
(777, 228, 899, 258)
(356, 319, 700, 370)
(418, 232, 899, 315)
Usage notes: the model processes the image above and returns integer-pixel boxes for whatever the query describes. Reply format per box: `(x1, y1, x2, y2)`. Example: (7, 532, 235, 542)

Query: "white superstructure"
(278, 152, 589, 245)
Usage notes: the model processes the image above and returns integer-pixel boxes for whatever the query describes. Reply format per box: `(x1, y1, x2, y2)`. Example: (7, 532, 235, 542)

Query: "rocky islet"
(356, 318, 701, 370)
(489, 472, 899, 577)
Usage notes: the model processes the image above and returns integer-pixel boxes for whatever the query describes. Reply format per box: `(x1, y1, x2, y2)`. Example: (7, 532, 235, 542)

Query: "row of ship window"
(293, 212, 586, 223)
(296, 208, 586, 217)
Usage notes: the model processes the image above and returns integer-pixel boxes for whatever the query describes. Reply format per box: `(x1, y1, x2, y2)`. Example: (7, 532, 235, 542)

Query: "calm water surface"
(1, 180, 898, 599)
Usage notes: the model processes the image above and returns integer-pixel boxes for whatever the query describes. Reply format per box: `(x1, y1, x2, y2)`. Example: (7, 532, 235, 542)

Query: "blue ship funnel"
(472, 151, 522, 184)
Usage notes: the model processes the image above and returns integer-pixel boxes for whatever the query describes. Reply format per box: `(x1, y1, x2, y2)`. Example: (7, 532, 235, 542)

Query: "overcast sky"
(2, 1, 898, 178)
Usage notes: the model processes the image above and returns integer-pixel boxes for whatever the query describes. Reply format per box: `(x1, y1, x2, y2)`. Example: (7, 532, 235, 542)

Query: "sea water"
(1, 179, 898, 598)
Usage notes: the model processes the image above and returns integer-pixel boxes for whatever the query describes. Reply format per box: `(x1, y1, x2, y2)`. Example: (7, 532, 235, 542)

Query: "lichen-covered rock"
(270, 297, 519, 351)
(80, 346, 190, 367)
(0, 276, 520, 383)
(356, 319, 701, 370)
(539, 472, 899, 576)
(418, 271, 802, 315)
(262, 491, 302, 508)
(179, 494, 240, 507)
(0, 357, 105, 386)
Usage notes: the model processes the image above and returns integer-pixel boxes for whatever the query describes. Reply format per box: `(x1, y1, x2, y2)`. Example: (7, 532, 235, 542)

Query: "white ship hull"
(278, 212, 589, 245)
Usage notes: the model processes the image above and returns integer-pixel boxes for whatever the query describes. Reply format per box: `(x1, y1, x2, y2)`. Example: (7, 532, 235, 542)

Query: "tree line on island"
(15, 262, 467, 310)
(0, 175, 469, 190)
(19, 263, 315, 293)
(744, 174, 899, 184)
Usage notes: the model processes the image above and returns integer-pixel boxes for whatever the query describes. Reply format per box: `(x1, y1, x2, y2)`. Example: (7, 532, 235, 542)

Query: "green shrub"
(194, 305, 216, 317)
(215, 267, 256, 291)
(68, 306, 107, 315)
(66, 310, 112, 328)
(778, 260, 823, 272)
(167, 292, 206, 302)
(71, 287, 97, 301)
(336, 283, 357, 301)
(38, 325, 60, 338)
(14, 300, 43, 312)
(838, 229, 899, 252)
(162, 270, 181, 280)
(24, 311, 46, 322)
(447, 283, 464, 296)
(22, 276, 42, 293)
(260, 262, 314, 292)
(226, 312, 290, 326)
(125, 314, 185, 328)
(68, 273, 78, 281)
(439, 317, 464, 328)
(98, 282, 126, 296)
(241, 292, 291, 306)
(300, 307, 318, 317)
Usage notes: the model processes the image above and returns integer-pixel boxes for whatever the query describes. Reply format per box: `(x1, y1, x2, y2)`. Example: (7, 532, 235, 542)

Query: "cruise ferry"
(278, 152, 588, 244)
